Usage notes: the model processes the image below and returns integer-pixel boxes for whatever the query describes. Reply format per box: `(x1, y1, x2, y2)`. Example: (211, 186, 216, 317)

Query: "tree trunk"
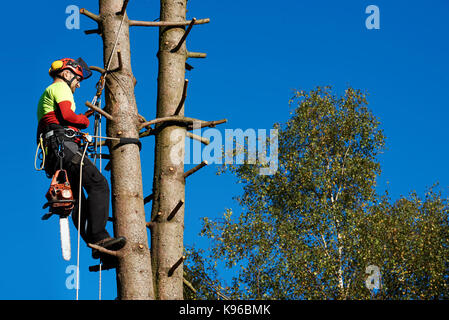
(99, 0, 154, 300)
(150, 0, 188, 300)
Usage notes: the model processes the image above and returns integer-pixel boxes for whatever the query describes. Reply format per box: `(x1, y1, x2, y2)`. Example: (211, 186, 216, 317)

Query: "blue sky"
(1, 0, 448, 299)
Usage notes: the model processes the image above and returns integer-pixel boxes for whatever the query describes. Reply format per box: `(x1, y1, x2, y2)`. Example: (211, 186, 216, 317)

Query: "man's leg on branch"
(63, 141, 111, 244)
(78, 158, 111, 244)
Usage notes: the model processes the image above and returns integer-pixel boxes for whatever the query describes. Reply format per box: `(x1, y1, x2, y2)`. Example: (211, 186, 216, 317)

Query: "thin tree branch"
(129, 18, 210, 27)
(184, 161, 208, 178)
(85, 101, 115, 121)
(183, 278, 197, 293)
(167, 199, 185, 221)
(186, 131, 210, 145)
(168, 256, 185, 277)
(80, 8, 101, 23)
(144, 193, 154, 204)
(187, 51, 207, 59)
(90, 65, 106, 74)
(174, 79, 189, 115)
(139, 116, 227, 131)
(116, 0, 130, 15)
(85, 28, 101, 35)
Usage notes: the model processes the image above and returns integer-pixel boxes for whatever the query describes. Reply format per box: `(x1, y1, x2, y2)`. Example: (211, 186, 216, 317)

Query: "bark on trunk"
(99, 0, 154, 300)
(150, 0, 188, 300)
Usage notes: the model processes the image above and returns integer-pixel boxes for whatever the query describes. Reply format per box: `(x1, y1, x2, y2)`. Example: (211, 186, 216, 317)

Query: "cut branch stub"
(174, 79, 189, 115)
(89, 51, 123, 75)
(171, 18, 196, 53)
(90, 65, 106, 74)
(168, 256, 185, 277)
(186, 131, 209, 145)
(152, 211, 162, 222)
(146, 221, 154, 230)
(183, 160, 208, 179)
(187, 51, 207, 59)
(85, 101, 115, 121)
(85, 28, 102, 35)
(116, 0, 130, 15)
(80, 8, 101, 23)
(167, 199, 185, 221)
(89, 263, 116, 272)
(107, 50, 123, 74)
(144, 193, 154, 204)
(87, 243, 122, 257)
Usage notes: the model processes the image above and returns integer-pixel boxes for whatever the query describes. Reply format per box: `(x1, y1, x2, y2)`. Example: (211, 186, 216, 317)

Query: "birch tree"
(188, 86, 387, 299)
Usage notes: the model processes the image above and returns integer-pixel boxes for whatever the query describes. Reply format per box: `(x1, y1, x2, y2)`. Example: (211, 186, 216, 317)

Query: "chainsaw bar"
(60, 217, 71, 261)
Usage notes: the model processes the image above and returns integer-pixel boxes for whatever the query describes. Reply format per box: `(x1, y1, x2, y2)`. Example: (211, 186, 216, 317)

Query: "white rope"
(99, 262, 102, 300)
(89, 95, 105, 300)
(90, 90, 104, 301)
(76, 143, 89, 300)
(105, 10, 127, 72)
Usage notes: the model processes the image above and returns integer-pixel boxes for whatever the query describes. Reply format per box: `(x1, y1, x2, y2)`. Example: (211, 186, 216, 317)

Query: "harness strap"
(116, 137, 142, 151)
(45, 128, 78, 140)
(56, 74, 77, 88)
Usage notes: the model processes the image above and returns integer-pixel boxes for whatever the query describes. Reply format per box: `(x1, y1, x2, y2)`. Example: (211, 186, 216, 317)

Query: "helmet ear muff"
(49, 60, 64, 74)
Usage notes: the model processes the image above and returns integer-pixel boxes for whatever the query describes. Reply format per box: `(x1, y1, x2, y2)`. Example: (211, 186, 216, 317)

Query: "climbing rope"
(76, 138, 90, 300)
(34, 134, 46, 171)
(99, 262, 102, 300)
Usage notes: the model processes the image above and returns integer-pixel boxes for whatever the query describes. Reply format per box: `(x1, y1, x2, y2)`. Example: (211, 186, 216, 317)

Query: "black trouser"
(45, 135, 111, 244)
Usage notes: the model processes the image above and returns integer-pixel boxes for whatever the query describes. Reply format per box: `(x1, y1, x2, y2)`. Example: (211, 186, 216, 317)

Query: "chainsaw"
(42, 169, 75, 261)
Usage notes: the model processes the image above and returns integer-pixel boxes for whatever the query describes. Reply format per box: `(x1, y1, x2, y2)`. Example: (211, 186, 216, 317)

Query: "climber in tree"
(37, 58, 125, 257)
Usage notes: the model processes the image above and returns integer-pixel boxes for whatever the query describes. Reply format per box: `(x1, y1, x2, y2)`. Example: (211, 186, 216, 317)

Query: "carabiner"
(64, 128, 76, 138)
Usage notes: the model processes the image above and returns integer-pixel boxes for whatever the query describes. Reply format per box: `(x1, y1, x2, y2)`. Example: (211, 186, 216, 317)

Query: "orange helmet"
(49, 58, 92, 81)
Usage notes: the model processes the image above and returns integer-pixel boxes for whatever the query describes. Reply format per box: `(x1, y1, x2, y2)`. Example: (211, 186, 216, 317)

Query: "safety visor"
(74, 57, 92, 80)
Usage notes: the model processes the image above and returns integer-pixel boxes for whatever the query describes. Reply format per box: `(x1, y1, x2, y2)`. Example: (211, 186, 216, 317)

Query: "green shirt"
(37, 82, 76, 122)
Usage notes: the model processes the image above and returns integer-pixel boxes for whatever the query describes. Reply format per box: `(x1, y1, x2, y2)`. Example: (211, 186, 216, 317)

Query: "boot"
(91, 236, 126, 259)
